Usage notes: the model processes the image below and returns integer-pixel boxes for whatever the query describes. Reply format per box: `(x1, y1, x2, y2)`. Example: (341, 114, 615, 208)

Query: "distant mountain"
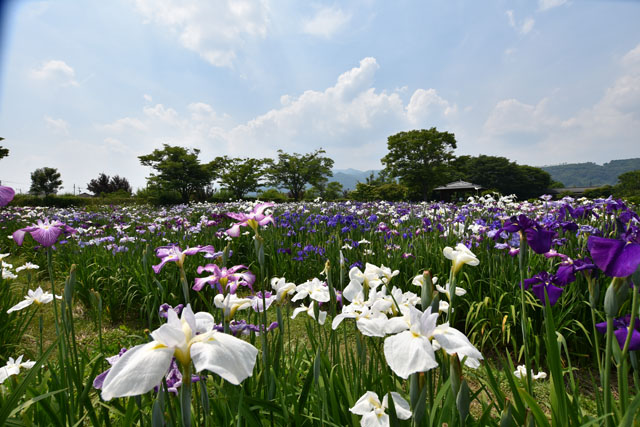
(540, 158, 640, 187)
(332, 169, 381, 190)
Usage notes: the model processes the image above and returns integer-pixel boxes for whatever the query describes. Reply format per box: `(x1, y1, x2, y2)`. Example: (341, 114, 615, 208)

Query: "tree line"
(4, 128, 637, 203)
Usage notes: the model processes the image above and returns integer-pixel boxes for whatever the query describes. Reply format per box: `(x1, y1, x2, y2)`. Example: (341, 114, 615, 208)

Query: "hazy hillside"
(333, 169, 380, 190)
(540, 158, 640, 187)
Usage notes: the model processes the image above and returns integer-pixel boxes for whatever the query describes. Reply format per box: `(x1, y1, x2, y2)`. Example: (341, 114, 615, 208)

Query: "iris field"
(1, 194, 640, 426)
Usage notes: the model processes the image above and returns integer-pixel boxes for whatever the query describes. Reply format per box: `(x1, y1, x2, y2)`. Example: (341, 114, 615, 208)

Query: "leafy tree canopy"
(451, 154, 552, 200)
(616, 170, 640, 195)
(0, 137, 8, 160)
(266, 149, 334, 201)
(87, 173, 132, 195)
(381, 128, 457, 201)
(213, 156, 269, 199)
(30, 167, 62, 196)
(139, 144, 214, 202)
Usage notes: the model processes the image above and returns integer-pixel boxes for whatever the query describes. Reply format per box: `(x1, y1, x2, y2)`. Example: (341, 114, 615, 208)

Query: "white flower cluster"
(0, 355, 36, 384)
(1, 253, 39, 280)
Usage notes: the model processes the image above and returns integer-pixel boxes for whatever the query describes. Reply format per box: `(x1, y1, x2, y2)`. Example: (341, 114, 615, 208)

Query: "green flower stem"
(180, 363, 192, 426)
(178, 265, 190, 306)
(517, 236, 533, 395)
(621, 287, 639, 357)
(38, 312, 43, 358)
(603, 316, 614, 427)
(618, 287, 639, 414)
(47, 248, 71, 424)
(446, 268, 456, 324)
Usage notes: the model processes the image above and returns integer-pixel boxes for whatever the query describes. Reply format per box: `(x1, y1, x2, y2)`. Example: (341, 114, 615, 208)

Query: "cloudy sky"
(1, 0, 639, 193)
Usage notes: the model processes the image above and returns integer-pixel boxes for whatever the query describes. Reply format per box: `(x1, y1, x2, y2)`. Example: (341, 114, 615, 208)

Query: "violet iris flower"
(13, 219, 76, 247)
(596, 315, 640, 351)
(226, 202, 275, 237)
(159, 303, 184, 319)
(521, 271, 564, 306)
(497, 214, 555, 254)
(554, 257, 596, 286)
(152, 245, 216, 274)
(587, 236, 640, 278)
(0, 185, 15, 207)
(193, 264, 255, 293)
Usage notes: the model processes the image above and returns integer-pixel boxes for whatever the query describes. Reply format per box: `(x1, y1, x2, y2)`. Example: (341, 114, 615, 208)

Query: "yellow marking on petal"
(150, 343, 168, 351)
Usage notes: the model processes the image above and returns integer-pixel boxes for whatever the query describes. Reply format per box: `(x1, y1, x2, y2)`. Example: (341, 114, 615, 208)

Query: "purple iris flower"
(159, 303, 184, 319)
(152, 245, 216, 274)
(193, 264, 255, 293)
(521, 271, 564, 306)
(0, 185, 15, 206)
(596, 315, 640, 351)
(13, 219, 77, 247)
(226, 202, 275, 237)
(155, 359, 200, 395)
(587, 236, 640, 278)
(497, 214, 555, 254)
(555, 257, 596, 286)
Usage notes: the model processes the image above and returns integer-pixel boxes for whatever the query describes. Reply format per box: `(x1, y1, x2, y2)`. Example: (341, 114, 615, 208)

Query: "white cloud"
(484, 98, 556, 136)
(407, 89, 457, 125)
(538, 0, 568, 11)
(99, 117, 147, 132)
(479, 43, 640, 165)
(30, 60, 78, 86)
(103, 137, 130, 154)
(302, 6, 351, 38)
(622, 43, 640, 67)
(505, 10, 535, 35)
(95, 57, 456, 173)
(44, 116, 70, 135)
(143, 94, 153, 102)
(132, 0, 270, 67)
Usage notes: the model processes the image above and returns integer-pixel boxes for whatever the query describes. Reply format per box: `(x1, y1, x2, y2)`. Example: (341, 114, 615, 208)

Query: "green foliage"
(305, 181, 344, 201)
(584, 185, 614, 198)
(214, 156, 269, 199)
(29, 167, 62, 196)
(266, 149, 334, 201)
(541, 158, 640, 187)
(451, 155, 552, 200)
(87, 173, 132, 195)
(0, 137, 7, 160)
(258, 188, 288, 202)
(350, 181, 407, 201)
(11, 194, 138, 207)
(381, 128, 457, 200)
(139, 144, 214, 202)
(615, 169, 640, 195)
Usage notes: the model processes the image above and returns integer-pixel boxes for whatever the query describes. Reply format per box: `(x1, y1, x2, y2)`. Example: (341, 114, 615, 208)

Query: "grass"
(6, 267, 601, 425)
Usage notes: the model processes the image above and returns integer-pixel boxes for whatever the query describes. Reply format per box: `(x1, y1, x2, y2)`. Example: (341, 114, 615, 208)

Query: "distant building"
(433, 180, 482, 201)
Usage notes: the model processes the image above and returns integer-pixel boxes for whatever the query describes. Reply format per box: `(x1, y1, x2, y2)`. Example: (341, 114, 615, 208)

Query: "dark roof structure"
(433, 180, 482, 191)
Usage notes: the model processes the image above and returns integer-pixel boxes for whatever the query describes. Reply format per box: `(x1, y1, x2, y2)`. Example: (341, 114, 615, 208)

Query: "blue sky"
(1, 0, 639, 193)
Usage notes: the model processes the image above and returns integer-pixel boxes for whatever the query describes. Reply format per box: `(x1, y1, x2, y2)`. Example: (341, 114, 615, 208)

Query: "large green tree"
(381, 128, 457, 201)
(139, 144, 214, 202)
(454, 155, 553, 200)
(30, 167, 62, 196)
(87, 173, 132, 195)
(266, 149, 334, 201)
(214, 157, 269, 199)
(616, 170, 640, 195)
